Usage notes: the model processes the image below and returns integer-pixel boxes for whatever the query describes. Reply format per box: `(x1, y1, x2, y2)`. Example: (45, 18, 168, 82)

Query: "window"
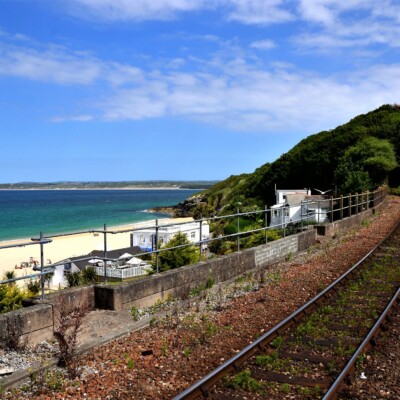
(190, 232, 196, 238)
(140, 235, 145, 243)
(284, 208, 289, 217)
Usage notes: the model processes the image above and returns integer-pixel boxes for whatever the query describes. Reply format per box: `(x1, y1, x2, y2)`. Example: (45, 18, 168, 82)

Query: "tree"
(335, 137, 398, 193)
(152, 231, 199, 273)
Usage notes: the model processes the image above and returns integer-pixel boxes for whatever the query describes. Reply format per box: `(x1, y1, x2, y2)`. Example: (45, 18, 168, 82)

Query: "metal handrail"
(0, 187, 387, 289)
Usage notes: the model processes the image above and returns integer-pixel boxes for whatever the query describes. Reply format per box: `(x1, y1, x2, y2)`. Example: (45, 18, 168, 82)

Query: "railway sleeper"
(250, 368, 330, 389)
(277, 350, 335, 366)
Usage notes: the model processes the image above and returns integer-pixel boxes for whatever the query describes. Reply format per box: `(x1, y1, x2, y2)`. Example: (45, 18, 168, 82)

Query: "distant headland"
(0, 181, 219, 190)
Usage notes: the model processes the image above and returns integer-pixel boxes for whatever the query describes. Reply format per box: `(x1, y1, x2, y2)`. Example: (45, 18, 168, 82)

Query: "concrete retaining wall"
(0, 304, 53, 346)
(0, 201, 386, 347)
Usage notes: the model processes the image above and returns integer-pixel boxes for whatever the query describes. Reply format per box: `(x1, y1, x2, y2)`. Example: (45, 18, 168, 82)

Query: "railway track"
(174, 222, 400, 400)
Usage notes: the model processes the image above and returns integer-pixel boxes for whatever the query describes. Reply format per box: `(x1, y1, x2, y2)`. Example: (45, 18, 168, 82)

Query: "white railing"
(95, 265, 149, 279)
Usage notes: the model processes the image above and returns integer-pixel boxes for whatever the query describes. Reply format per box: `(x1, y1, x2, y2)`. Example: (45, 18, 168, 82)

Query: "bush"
(65, 271, 81, 287)
(152, 231, 199, 273)
(81, 266, 97, 284)
(26, 278, 41, 296)
(0, 284, 26, 314)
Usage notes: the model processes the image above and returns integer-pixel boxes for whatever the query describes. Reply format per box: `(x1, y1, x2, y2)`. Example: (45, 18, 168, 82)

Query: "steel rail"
(173, 218, 400, 400)
(323, 287, 400, 400)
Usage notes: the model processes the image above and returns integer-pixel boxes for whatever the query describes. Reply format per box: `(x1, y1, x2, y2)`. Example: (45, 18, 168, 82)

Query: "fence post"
(103, 224, 108, 284)
(237, 208, 240, 252)
(330, 196, 334, 222)
(283, 207, 286, 238)
(40, 231, 45, 301)
(348, 194, 352, 216)
(155, 219, 159, 274)
(317, 200, 321, 223)
(356, 193, 359, 214)
(265, 206, 268, 244)
(301, 202, 304, 231)
(199, 215, 203, 262)
(340, 195, 343, 220)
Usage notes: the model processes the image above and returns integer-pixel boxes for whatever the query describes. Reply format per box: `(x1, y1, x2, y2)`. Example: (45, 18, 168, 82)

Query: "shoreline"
(0, 216, 179, 247)
(0, 187, 202, 191)
(0, 217, 193, 283)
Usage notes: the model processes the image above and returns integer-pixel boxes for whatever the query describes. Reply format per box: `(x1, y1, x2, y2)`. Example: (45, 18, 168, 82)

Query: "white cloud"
(226, 0, 295, 25)
(51, 115, 94, 123)
(296, 0, 400, 49)
(0, 44, 102, 84)
(98, 56, 400, 133)
(2, 29, 399, 135)
(251, 39, 276, 50)
(67, 0, 207, 21)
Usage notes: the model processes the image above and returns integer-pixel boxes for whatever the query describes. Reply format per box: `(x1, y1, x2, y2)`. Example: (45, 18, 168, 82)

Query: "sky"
(0, 0, 399, 183)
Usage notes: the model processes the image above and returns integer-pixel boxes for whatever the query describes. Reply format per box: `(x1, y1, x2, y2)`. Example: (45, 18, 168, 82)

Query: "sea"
(0, 189, 198, 241)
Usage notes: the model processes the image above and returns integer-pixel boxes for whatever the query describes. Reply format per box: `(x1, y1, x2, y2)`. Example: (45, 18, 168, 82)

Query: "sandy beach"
(0, 217, 193, 283)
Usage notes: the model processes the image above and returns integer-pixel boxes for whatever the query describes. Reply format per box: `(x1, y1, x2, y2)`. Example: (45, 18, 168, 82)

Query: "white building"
(270, 189, 330, 227)
(131, 218, 210, 252)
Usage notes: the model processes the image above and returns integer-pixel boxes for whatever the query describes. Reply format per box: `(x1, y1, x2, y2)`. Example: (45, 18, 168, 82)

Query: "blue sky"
(1, 0, 399, 183)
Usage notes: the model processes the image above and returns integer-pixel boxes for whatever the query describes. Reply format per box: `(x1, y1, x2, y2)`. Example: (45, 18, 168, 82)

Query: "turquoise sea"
(0, 189, 198, 241)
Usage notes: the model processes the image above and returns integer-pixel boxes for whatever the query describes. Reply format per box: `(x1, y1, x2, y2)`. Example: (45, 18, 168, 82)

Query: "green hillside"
(194, 104, 400, 215)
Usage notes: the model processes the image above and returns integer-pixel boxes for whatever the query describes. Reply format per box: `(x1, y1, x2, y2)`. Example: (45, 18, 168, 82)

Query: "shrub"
(152, 231, 199, 272)
(26, 278, 41, 296)
(65, 271, 81, 287)
(0, 284, 26, 314)
(81, 266, 97, 284)
(54, 295, 88, 377)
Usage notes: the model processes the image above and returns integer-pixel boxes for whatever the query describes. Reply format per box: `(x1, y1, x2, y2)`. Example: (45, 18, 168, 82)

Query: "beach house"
(130, 219, 210, 252)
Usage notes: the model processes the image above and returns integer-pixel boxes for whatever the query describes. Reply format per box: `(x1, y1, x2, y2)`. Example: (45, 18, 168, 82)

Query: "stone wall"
(254, 235, 298, 268)
(0, 304, 53, 347)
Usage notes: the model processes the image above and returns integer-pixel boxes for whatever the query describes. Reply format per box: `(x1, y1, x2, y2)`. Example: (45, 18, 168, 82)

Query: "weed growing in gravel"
(280, 383, 291, 393)
(27, 359, 65, 396)
(127, 358, 135, 369)
(297, 385, 322, 398)
(182, 347, 191, 357)
(226, 369, 263, 392)
(286, 252, 293, 261)
(113, 358, 119, 365)
(256, 351, 282, 370)
(296, 320, 315, 336)
(148, 296, 173, 314)
(327, 361, 337, 375)
(270, 336, 284, 350)
(361, 218, 371, 227)
(161, 340, 168, 356)
(356, 353, 367, 368)
(321, 305, 334, 315)
(206, 272, 215, 289)
(270, 272, 281, 286)
(130, 305, 141, 321)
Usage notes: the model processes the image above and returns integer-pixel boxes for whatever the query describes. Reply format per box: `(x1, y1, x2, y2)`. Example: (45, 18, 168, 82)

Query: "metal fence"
(0, 187, 388, 300)
(95, 264, 151, 280)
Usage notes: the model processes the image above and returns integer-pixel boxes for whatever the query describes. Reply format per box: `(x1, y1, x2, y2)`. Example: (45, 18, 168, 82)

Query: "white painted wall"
(131, 221, 210, 251)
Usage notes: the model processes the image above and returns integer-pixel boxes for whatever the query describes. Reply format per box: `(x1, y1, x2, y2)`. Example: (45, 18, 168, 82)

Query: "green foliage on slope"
(198, 104, 400, 212)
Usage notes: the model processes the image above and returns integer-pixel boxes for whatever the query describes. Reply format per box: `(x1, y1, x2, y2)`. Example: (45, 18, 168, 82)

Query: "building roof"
(62, 246, 142, 271)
